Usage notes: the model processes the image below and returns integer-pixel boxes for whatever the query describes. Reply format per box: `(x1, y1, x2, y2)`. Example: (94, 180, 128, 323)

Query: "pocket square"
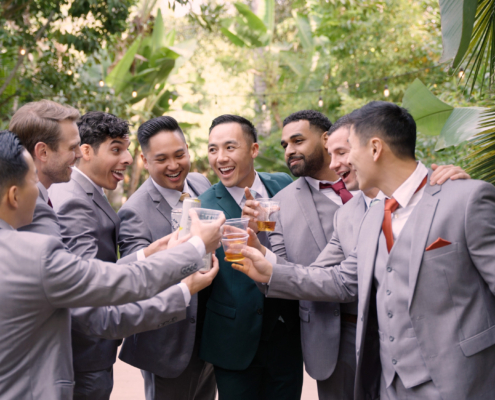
(425, 238, 452, 251)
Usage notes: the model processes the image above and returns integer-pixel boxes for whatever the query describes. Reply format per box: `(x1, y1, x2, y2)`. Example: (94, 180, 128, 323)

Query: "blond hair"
(9, 100, 80, 156)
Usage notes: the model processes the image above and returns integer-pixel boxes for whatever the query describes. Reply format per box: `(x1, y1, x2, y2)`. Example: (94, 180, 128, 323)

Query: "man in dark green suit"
(199, 115, 302, 399)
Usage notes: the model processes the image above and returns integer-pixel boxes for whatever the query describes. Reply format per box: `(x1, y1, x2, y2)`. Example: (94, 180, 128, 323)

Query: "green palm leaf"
(466, 107, 495, 184)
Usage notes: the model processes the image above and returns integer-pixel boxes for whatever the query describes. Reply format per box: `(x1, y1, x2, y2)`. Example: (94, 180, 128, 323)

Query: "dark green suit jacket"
(199, 172, 300, 370)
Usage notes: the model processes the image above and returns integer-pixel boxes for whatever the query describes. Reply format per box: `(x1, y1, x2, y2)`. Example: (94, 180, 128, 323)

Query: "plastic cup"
(191, 208, 224, 272)
(256, 198, 280, 232)
(222, 233, 249, 263)
(223, 217, 250, 236)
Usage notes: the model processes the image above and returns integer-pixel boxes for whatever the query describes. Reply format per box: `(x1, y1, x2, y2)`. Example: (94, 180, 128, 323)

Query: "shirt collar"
(37, 181, 49, 203)
(364, 190, 386, 209)
(151, 178, 192, 209)
(226, 171, 265, 207)
(391, 161, 428, 209)
(305, 176, 338, 191)
(73, 167, 105, 197)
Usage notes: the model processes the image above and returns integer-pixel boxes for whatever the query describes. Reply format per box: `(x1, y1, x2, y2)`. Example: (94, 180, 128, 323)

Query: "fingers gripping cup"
(256, 199, 280, 232)
(222, 233, 249, 262)
(191, 208, 225, 272)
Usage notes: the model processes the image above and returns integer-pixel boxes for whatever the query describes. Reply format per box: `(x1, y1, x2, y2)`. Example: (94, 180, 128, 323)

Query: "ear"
(251, 142, 260, 159)
(370, 138, 384, 162)
(6, 186, 19, 210)
(140, 152, 149, 170)
(80, 144, 93, 162)
(34, 142, 49, 163)
(321, 131, 329, 148)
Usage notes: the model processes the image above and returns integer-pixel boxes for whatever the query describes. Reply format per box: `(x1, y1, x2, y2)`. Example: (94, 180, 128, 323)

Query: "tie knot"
(330, 180, 346, 192)
(384, 197, 399, 213)
(179, 192, 190, 202)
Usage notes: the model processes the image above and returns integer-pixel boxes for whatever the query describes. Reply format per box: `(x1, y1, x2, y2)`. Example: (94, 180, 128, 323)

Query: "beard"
(287, 146, 326, 177)
(43, 159, 72, 184)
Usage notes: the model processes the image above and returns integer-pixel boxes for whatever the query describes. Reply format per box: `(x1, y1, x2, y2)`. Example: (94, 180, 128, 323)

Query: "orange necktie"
(382, 175, 427, 253)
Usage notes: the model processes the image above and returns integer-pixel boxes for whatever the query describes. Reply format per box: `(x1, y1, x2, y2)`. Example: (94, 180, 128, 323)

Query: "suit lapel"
(294, 178, 328, 251)
(353, 192, 367, 234)
(408, 176, 441, 308)
(186, 177, 201, 197)
(358, 200, 384, 305)
(72, 169, 120, 236)
(215, 183, 239, 219)
(259, 173, 282, 197)
(146, 179, 172, 224)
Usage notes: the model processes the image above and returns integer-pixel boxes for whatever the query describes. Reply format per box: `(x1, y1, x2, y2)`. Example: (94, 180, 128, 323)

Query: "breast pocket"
(422, 242, 458, 262)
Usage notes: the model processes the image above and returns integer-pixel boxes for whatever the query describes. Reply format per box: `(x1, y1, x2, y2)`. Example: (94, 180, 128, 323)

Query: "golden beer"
(225, 251, 245, 262)
(257, 221, 276, 232)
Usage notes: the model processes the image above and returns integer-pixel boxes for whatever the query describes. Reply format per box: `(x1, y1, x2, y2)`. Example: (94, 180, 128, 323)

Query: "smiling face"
(208, 122, 258, 188)
(142, 131, 191, 192)
(42, 120, 82, 185)
(81, 136, 133, 190)
(281, 120, 329, 178)
(327, 125, 360, 190)
(348, 126, 379, 191)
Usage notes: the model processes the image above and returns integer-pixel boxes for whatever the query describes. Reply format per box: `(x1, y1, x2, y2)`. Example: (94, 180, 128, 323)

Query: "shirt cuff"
(137, 249, 146, 261)
(178, 282, 191, 307)
(188, 236, 206, 258)
(264, 248, 277, 264)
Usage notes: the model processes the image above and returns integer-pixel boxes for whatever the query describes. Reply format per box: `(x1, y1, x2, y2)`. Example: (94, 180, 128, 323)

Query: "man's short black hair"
(78, 112, 130, 151)
(283, 110, 332, 134)
(138, 116, 186, 152)
(348, 101, 416, 160)
(328, 114, 352, 136)
(0, 130, 30, 196)
(209, 114, 258, 143)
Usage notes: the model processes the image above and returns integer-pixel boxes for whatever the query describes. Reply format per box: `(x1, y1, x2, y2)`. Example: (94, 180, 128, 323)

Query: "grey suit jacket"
(268, 176, 495, 400)
(118, 173, 212, 378)
(0, 219, 203, 400)
(268, 177, 356, 381)
(18, 182, 62, 239)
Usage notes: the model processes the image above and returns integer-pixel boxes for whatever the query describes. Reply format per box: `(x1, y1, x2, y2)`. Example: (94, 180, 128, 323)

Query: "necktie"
(382, 175, 427, 253)
(47, 198, 53, 209)
(320, 180, 353, 204)
(179, 192, 190, 202)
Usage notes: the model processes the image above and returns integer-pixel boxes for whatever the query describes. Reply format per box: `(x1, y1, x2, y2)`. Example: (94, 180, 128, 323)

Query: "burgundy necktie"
(320, 180, 353, 204)
(47, 198, 53, 208)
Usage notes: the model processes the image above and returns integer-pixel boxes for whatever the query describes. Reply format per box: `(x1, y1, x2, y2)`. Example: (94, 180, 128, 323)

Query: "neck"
(363, 187, 380, 199)
(34, 159, 52, 190)
(309, 164, 339, 182)
(235, 168, 256, 189)
(77, 163, 96, 185)
(376, 158, 417, 198)
(0, 213, 17, 229)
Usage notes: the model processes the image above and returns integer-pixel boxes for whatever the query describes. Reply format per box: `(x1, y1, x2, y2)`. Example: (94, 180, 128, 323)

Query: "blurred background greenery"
(1, 0, 491, 205)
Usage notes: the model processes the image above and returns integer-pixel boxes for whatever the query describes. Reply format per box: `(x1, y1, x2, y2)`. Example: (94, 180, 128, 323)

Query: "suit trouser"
(73, 367, 113, 400)
(380, 374, 442, 400)
(316, 321, 357, 400)
(143, 337, 217, 400)
(213, 321, 303, 400)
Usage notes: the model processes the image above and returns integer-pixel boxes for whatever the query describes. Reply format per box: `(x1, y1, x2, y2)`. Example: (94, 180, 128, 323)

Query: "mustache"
(287, 155, 305, 166)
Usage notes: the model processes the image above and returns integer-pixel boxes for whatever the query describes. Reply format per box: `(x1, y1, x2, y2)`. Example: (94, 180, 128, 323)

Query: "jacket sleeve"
(118, 205, 153, 258)
(70, 285, 187, 339)
(41, 238, 204, 309)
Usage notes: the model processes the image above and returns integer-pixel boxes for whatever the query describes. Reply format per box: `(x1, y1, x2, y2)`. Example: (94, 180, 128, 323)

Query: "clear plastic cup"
(221, 233, 249, 263)
(190, 208, 225, 272)
(256, 198, 280, 232)
(223, 217, 250, 236)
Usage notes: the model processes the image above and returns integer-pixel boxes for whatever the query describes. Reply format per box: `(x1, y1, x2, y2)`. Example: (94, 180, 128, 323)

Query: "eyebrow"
(281, 133, 303, 146)
(110, 139, 125, 145)
(208, 140, 239, 147)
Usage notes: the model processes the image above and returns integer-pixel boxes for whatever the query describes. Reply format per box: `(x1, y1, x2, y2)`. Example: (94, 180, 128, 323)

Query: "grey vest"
(374, 210, 431, 389)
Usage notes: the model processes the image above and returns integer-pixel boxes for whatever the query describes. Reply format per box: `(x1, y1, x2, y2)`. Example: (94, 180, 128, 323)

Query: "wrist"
(143, 246, 151, 258)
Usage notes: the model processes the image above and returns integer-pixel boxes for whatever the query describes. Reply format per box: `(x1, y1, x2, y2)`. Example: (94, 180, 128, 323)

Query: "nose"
(217, 148, 230, 163)
(167, 159, 180, 171)
(329, 155, 340, 172)
(285, 143, 296, 160)
(123, 149, 133, 165)
(75, 146, 83, 160)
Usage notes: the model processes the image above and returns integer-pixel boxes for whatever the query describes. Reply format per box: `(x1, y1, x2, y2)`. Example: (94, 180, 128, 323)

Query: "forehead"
(59, 120, 80, 141)
(103, 135, 130, 147)
(148, 131, 186, 152)
(281, 120, 312, 141)
(327, 126, 350, 150)
(209, 122, 245, 144)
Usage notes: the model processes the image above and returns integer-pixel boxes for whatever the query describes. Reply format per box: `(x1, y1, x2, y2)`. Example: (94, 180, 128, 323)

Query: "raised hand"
(430, 163, 470, 185)
(189, 209, 225, 254)
(182, 254, 220, 295)
(241, 187, 260, 233)
(246, 227, 266, 255)
(168, 229, 191, 250)
(230, 246, 273, 283)
(143, 230, 189, 257)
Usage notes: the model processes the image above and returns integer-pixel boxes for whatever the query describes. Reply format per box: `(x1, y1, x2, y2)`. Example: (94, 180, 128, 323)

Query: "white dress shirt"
(388, 161, 428, 240)
(364, 191, 386, 210)
(226, 171, 269, 208)
(151, 178, 197, 209)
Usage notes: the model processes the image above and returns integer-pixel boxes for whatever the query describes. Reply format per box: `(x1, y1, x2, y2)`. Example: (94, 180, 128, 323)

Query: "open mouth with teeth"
(111, 169, 125, 181)
(219, 167, 235, 177)
(166, 171, 182, 182)
(339, 171, 351, 181)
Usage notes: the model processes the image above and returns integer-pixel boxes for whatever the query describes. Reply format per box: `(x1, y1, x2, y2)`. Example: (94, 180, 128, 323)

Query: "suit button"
(389, 336, 394, 342)
(387, 267, 392, 272)
(360, 316, 363, 322)
(257, 308, 263, 315)
(190, 317, 196, 324)
(334, 310, 340, 317)
(357, 350, 360, 356)
(388, 312, 393, 318)
(386, 290, 391, 296)
(392, 359, 397, 365)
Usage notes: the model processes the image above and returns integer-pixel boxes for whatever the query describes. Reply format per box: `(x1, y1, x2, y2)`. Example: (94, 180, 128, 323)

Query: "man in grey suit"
(0, 130, 222, 400)
(118, 116, 216, 400)
(236, 101, 495, 400)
